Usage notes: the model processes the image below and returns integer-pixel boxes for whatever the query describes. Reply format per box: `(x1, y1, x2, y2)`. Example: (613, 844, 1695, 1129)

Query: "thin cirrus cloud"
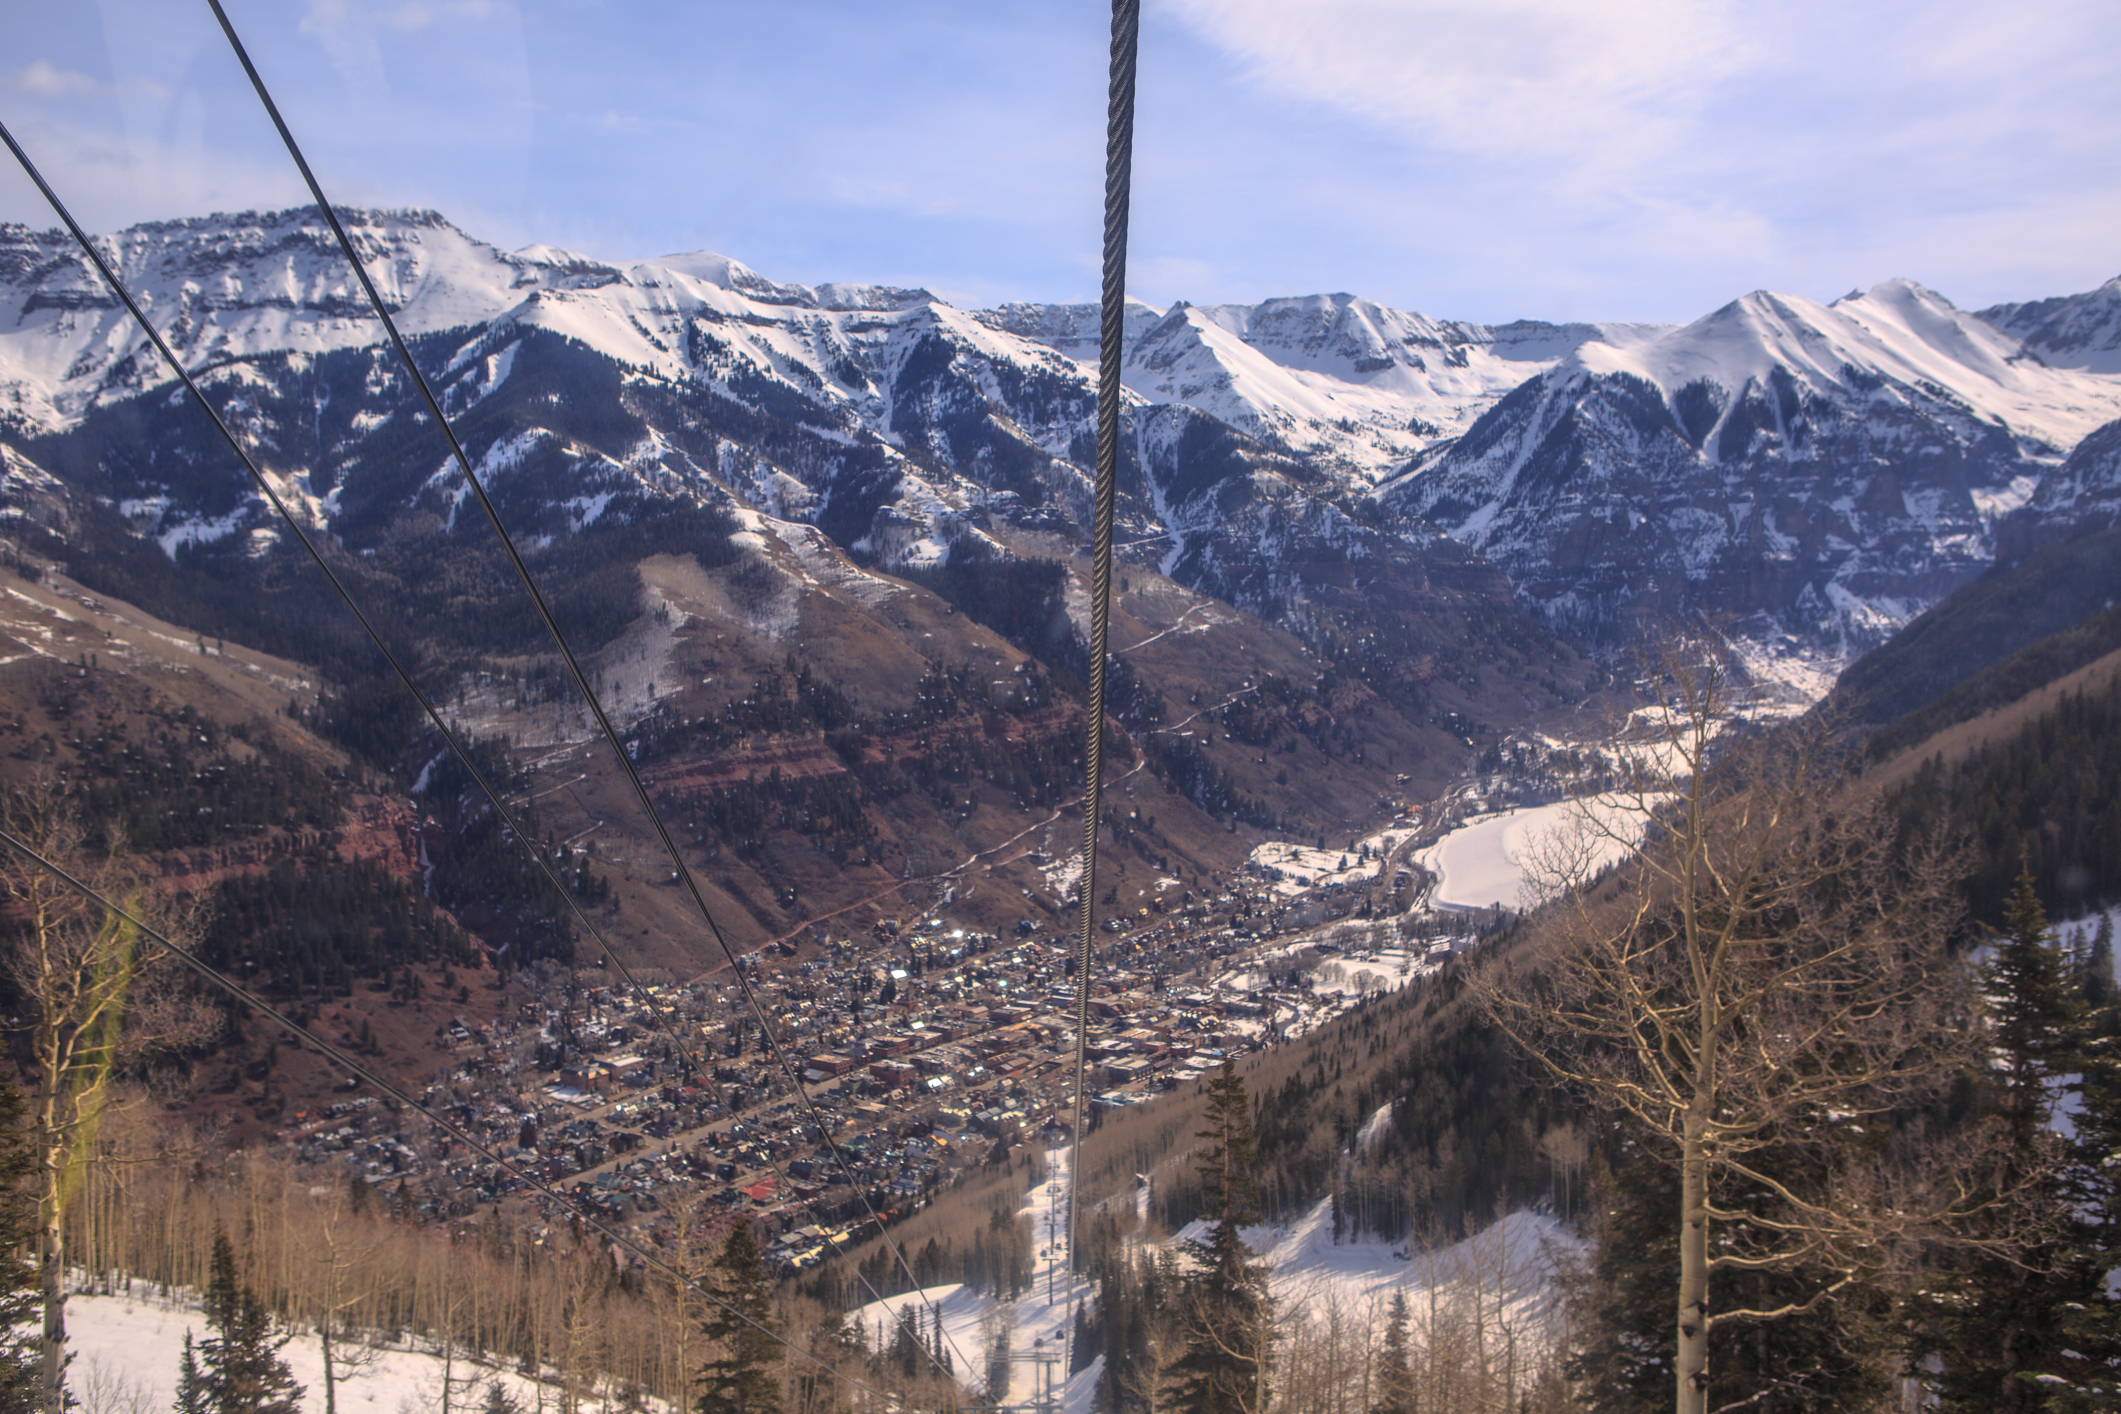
(0, 0, 2113, 325)
(1154, 0, 2121, 318)
(11, 60, 106, 99)
(1163, 0, 1746, 177)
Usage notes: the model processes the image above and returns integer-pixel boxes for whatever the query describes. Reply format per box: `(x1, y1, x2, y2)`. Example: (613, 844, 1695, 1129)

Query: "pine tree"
(0, 1081, 39, 1414)
(203, 1231, 240, 1333)
(175, 1333, 210, 1414)
(1069, 1305, 1093, 1378)
(195, 1231, 305, 1414)
(1918, 869, 2090, 1412)
(696, 1224, 783, 1414)
(1371, 1293, 1414, 1414)
(208, 1291, 306, 1414)
(2086, 913, 2115, 1011)
(2040, 911, 2121, 1411)
(887, 1313, 920, 1380)
(1168, 1060, 1270, 1414)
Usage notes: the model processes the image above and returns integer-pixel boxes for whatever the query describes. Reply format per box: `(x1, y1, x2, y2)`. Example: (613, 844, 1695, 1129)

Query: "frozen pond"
(1420, 795, 1650, 910)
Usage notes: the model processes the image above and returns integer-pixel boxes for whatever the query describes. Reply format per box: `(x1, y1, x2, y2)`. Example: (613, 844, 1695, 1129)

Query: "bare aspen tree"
(1, 785, 214, 1414)
(1474, 642, 1991, 1414)
(290, 1188, 383, 1414)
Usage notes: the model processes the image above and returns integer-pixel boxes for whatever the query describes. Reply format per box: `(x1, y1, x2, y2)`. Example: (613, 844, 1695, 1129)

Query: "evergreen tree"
(1069, 1305, 1093, 1378)
(1922, 869, 2090, 1412)
(1168, 1060, 1270, 1414)
(0, 1082, 39, 1414)
(696, 1224, 783, 1414)
(194, 1231, 305, 1414)
(208, 1292, 306, 1414)
(175, 1333, 210, 1414)
(2040, 911, 2121, 1411)
(203, 1231, 241, 1333)
(1371, 1293, 1414, 1414)
(887, 1313, 921, 1380)
(2084, 913, 2115, 1012)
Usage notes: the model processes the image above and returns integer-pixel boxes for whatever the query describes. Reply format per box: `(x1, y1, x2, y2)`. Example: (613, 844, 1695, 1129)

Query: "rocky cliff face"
(1982, 276, 2121, 375)
(1997, 417, 2121, 564)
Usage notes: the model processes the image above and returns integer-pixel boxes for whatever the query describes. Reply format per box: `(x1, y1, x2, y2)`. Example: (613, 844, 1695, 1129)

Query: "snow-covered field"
(1226, 1199, 1570, 1334)
(68, 1140, 1568, 1414)
(1418, 794, 1650, 910)
(853, 1147, 1572, 1409)
(65, 1286, 561, 1414)
(1246, 842, 1373, 896)
(851, 1146, 1101, 1414)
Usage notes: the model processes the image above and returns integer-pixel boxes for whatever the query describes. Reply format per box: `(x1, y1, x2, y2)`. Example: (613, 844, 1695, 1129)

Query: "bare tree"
(69, 1356, 155, 1414)
(291, 1188, 384, 1414)
(1474, 643, 1994, 1414)
(1, 784, 215, 1414)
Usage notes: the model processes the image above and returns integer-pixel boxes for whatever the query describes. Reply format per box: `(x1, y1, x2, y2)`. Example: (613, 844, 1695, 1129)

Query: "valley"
(0, 201, 2117, 1414)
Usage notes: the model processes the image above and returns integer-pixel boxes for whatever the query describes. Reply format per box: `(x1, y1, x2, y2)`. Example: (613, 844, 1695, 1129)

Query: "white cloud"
(1161, 0, 1746, 180)
(11, 59, 104, 98)
(1151, 0, 2121, 314)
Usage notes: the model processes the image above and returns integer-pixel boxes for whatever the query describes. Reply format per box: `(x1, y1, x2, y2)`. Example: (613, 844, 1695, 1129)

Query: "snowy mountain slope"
(1385, 279, 2121, 657)
(1998, 417, 2121, 561)
(1982, 275, 2121, 375)
(0, 209, 619, 429)
(982, 292, 1669, 481)
(7, 206, 2119, 701)
(0, 209, 1604, 729)
(853, 1147, 1566, 1414)
(0, 208, 1117, 563)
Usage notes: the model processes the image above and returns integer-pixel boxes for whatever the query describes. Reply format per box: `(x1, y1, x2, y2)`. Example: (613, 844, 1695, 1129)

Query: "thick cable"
(201, 2, 980, 1384)
(0, 115, 655, 1027)
(0, 823, 889, 1401)
(1065, 0, 1141, 1354)
(0, 116, 974, 1372)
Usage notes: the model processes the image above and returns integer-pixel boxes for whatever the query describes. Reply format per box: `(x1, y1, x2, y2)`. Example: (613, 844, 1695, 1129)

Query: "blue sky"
(1, 0, 2115, 325)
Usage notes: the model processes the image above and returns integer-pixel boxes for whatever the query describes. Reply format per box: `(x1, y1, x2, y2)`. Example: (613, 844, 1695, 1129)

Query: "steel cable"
(1065, 0, 1142, 1366)
(203, 0, 986, 1386)
(0, 111, 988, 1374)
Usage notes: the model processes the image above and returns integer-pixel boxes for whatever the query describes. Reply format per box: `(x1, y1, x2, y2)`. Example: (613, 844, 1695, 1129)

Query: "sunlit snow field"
(1417, 794, 1649, 910)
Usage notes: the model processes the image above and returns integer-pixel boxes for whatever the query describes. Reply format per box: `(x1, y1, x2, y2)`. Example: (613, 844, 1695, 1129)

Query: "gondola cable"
(204, 0, 981, 1383)
(0, 108, 961, 1391)
(1064, 0, 1142, 1376)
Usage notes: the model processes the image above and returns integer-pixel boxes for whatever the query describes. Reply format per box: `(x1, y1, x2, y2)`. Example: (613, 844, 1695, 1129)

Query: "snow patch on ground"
(1247, 841, 1374, 896)
(64, 1285, 578, 1414)
(850, 1146, 1096, 1410)
(1355, 1101, 1394, 1153)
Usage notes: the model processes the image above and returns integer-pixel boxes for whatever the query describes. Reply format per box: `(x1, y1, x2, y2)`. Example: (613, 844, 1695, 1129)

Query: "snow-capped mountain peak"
(1559, 277, 2115, 457)
(1388, 274, 2121, 660)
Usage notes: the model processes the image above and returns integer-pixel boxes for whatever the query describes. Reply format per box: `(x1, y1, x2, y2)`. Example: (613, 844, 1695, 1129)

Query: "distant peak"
(1837, 276, 1955, 310)
(511, 242, 606, 269)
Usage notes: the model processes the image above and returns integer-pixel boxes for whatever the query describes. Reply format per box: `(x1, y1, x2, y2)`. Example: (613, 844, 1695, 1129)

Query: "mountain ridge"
(4, 206, 2119, 690)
